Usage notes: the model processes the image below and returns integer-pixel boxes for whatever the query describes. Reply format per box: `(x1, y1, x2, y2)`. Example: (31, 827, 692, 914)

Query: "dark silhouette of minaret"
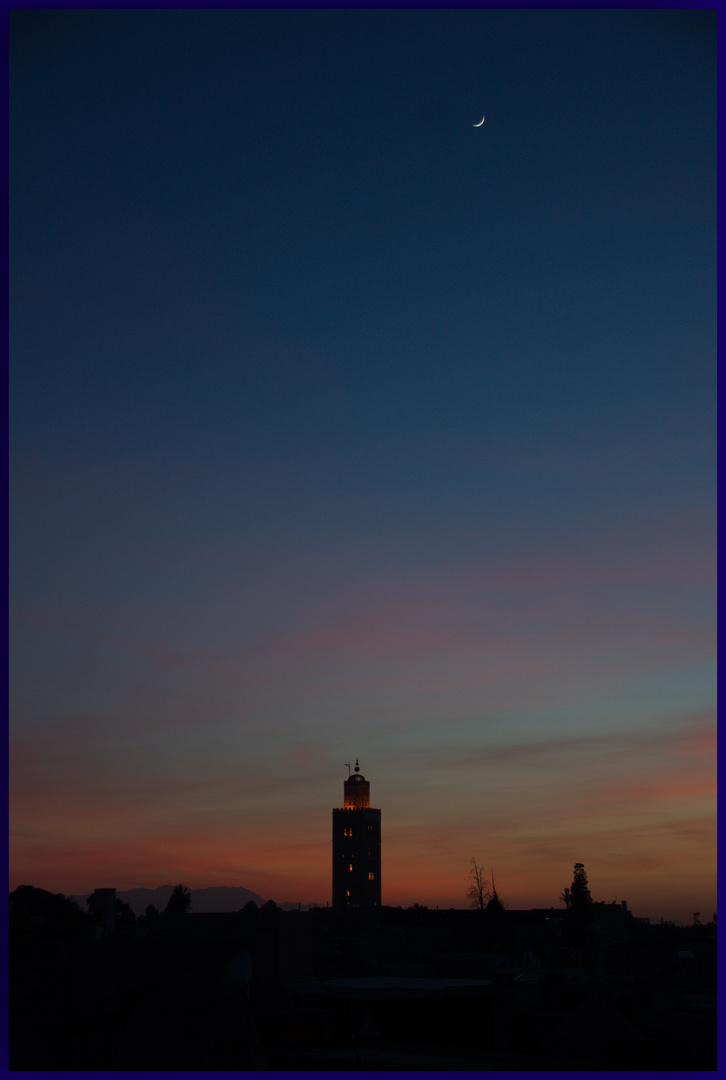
(332, 759, 381, 908)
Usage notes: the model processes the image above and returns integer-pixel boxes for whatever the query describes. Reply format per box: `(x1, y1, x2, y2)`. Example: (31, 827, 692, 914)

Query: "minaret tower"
(332, 759, 381, 908)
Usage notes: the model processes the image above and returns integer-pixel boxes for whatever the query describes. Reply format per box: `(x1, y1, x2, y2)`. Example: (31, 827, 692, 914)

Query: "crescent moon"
(473, 115, 485, 127)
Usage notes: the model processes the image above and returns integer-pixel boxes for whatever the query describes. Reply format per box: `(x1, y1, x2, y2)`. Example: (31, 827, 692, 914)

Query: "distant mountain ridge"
(117, 885, 322, 916)
(117, 885, 268, 916)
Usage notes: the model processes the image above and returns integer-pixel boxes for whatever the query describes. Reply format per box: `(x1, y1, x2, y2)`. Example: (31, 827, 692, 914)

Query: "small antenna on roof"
(344, 763, 351, 777)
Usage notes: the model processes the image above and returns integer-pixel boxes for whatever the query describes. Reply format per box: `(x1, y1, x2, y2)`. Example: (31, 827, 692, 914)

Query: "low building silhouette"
(9, 894, 717, 1071)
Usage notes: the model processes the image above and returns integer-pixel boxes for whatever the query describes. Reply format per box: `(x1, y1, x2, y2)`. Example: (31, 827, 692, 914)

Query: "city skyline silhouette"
(10, 9, 716, 928)
(11, 872, 717, 1070)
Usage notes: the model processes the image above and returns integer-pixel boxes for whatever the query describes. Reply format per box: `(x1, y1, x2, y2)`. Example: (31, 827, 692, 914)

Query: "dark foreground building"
(10, 892, 717, 1070)
(332, 760, 381, 908)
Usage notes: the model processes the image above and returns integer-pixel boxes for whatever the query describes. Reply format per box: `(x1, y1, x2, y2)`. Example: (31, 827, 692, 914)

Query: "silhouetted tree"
(560, 865, 592, 910)
(164, 884, 192, 914)
(145, 904, 160, 919)
(568, 862, 593, 912)
(560, 863, 593, 944)
(466, 857, 491, 911)
(486, 869, 505, 913)
(115, 898, 136, 927)
(465, 859, 505, 913)
(10, 885, 92, 940)
(242, 900, 258, 911)
(260, 899, 279, 912)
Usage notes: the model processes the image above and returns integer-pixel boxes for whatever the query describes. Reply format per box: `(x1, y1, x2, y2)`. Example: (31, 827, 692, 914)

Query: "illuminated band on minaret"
(332, 759, 381, 908)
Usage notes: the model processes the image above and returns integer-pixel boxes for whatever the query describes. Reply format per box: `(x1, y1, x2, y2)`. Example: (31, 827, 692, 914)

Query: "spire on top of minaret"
(354, 758, 360, 773)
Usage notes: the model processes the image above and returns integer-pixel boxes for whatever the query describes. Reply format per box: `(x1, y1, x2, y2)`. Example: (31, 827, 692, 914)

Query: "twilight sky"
(10, 9, 716, 924)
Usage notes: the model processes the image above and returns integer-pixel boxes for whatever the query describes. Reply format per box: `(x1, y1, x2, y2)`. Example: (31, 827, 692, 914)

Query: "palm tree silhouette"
(165, 884, 192, 914)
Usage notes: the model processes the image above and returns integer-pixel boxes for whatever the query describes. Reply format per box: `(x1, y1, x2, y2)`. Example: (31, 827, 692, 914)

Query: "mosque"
(331, 759, 381, 908)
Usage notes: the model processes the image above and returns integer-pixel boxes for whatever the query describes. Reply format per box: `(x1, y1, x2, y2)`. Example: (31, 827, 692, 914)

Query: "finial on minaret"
(354, 758, 360, 773)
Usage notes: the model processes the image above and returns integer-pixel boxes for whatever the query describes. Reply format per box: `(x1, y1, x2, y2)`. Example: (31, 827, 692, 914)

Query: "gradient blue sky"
(10, 8, 716, 923)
